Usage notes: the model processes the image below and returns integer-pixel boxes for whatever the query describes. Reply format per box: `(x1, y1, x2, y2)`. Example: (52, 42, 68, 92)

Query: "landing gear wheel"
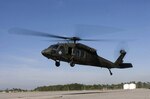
(55, 61, 60, 67)
(70, 62, 75, 67)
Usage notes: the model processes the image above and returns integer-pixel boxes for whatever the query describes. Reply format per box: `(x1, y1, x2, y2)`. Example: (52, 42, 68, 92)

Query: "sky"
(0, 0, 150, 90)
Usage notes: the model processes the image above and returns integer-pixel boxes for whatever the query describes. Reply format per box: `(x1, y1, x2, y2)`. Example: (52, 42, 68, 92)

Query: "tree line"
(34, 81, 150, 91)
(0, 88, 27, 93)
(1, 81, 150, 92)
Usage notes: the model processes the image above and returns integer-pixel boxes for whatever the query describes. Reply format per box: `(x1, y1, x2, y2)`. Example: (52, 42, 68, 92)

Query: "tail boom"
(118, 63, 133, 68)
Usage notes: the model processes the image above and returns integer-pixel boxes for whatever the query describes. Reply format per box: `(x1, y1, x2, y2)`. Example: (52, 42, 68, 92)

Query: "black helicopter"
(10, 28, 133, 75)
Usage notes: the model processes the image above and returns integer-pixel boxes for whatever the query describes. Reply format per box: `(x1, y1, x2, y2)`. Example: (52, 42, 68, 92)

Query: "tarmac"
(0, 89, 150, 99)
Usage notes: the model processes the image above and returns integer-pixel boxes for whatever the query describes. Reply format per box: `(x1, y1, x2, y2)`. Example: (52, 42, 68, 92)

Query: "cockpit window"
(49, 45, 59, 49)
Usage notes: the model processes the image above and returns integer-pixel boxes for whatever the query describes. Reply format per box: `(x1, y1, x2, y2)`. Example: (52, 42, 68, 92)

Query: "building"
(123, 83, 136, 90)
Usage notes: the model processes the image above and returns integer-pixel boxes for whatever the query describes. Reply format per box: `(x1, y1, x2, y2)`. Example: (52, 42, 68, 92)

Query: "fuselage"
(41, 43, 114, 68)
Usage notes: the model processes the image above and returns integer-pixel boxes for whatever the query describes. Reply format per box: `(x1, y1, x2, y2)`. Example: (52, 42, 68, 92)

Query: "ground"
(0, 89, 150, 99)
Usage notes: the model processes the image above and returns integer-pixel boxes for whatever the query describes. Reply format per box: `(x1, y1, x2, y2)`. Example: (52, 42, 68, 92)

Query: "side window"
(74, 49, 81, 57)
(76, 50, 81, 57)
(68, 48, 86, 58)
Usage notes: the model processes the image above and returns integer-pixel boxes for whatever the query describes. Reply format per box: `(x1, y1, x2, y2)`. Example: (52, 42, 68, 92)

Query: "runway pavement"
(0, 89, 150, 99)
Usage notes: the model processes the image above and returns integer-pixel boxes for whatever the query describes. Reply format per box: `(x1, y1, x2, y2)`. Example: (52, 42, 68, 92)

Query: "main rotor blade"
(9, 28, 71, 40)
(80, 38, 125, 42)
(9, 28, 133, 43)
(43, 39, 69, 42)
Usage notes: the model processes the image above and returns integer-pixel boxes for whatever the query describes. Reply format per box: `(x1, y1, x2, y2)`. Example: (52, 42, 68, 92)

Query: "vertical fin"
(115, 50, 126, 65)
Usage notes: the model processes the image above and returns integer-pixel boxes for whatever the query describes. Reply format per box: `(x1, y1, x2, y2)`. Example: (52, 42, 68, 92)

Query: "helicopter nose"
(41, 50, 46, 56)
(41, 49, 49, 57)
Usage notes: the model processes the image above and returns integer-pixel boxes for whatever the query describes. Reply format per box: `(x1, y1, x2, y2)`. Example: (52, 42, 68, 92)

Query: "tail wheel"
(55, 61, 60, 67)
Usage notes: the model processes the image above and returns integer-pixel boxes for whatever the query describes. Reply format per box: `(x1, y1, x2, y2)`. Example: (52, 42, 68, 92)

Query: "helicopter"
(10, 28, 133, 75)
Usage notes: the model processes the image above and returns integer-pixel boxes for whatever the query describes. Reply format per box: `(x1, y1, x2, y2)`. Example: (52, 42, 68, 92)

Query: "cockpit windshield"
(49, 44, 59, 50)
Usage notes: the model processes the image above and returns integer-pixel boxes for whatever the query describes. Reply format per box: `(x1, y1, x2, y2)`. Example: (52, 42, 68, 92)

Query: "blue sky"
(0, 0, 150, 89)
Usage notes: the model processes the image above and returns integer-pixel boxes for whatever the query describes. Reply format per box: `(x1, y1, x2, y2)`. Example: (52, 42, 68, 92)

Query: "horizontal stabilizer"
(118, 63, 133, 69)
